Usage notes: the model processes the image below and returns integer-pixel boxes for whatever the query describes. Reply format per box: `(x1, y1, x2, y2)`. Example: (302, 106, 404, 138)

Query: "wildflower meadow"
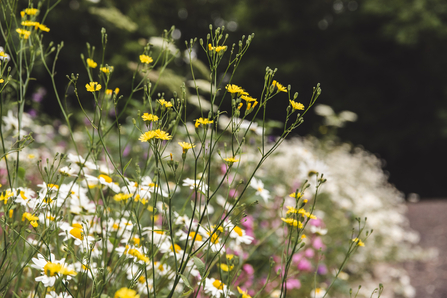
(0, 1, 420, 298)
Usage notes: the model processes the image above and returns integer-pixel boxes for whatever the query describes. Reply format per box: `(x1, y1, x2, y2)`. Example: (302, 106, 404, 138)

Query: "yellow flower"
(0, 51, 7, 58)
(16, 28, 31, 39)
(226, 84, 244, 94)
(352, 238, 365, 247)
(85, 82, 101, 92)
(208, 44, 227, 52)
(106, 88, 119, 96)
(281, 217, 303, 228)
(22, 212, 39, 227)
(114, 287, 140, 298)
(237, 287, 252, 298)
(142, 113, 159, 122)
(289, 100, 305, 110)
(0, 79, 4, 84)
(21, 21, 39, 28)
(178, 142, 195, 153)
(139, 129, 172, 142)
(86, 58, 97, 68)
(100, 65, 114, 74)
(195, 117, 214, 128)
(38, 24, 50, 32)
(220, 263, 234, 272)
(286, 206, 298, 214)
(224, 157, 239, 164)
(158, 99, 173, 108)
(24, 8, 39, 15)
(241, 94, 257, 102)
(272, 80, 287, 92)
(139, 54, 153, 64)
(289, 192, 303, 199)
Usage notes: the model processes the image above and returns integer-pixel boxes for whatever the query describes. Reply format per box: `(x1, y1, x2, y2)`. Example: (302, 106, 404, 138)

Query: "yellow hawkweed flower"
(286, 206, 298, 214)
(9, 209, 13, 218)
(224, 157, 239, 164)
(226, 84, 244, 94)
(86, 58, 97, 68)
(38, 24, 50, 32)
(0, 190, 14, 204)
(139, 54, 153, 64)
(22, 212, 39, 227)
(281, 217, 303, 228)
(106, 88, 120, 96)
(289, 192, 303, 199)
(158, 99, 173, 108)
(100, 65, 114, 74)
(24, 8, 39, 15)
(241, 94, 257, 102)
(114, 193, 133, 202)
(237, 287, 252, 298)
(0, 79, 4, 84)
(208, 44, 227, 52)
(289, 100, 305, 110)
(21, 21, 39, 28)
(16, 28, 31, 39)
(139, 129, 172, 142)
(178, 142, 195, 153)
(220, 264, 234, 272)
(85, 82, 101, 92)
(142, 113, 159, 122)
(272, 80, 287, 92)
(352, 238, 365, 247)
(237, 103, 243, 110)
(195, 117, 213, 128)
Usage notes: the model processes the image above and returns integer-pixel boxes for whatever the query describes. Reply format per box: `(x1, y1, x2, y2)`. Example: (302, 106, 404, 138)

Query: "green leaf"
(182, 289, 193, 297)
(123, 158, 132, 173)
(192, 256, 205, 276)
(179, 273, 193, 290)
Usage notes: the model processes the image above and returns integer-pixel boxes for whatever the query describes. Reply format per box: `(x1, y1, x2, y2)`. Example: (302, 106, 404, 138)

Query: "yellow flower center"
(70, 227, 84, 240)
(170, 244, 182, 253)
(98, 174, 112, 183)
(233, 226, 243, 237)
(44, 262, 61, 276)
(189, 232, 202, 242)
(212, 280, 224, 290)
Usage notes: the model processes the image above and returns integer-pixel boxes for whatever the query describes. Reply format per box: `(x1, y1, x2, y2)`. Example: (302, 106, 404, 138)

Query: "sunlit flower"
(84, 174, 120, 193)
(281, 217, 303, 228)
(86, 58, 97, 68)
(223, 157, 239, 165)
(228, 224, 254, 245)
(31, 253, 76, 287)
(16, 28, 31, 39)
(289, 100, 305, 110)
(208, 44, 227, 52)
(100, 65, 114, 73)
(85, 82, 101, 92)
(178, 142, 195, 153)
(38, 24, 50, 32)
(240, 94, 257, 102)
(158, 99, 173, 108)
(352, 238, 365, 247)
(114, 287, 140, 298)
(23, 8, 39, 15)
(203, 278, 233, 298)
(138, 129, 172, 142)
(195, 117, 213, 128)
(272, 80, 287, 92)
(237, 287, 252, 298)
(142, 113, 159, 122)
(22, 212, 39, 227)
(249, 177, 271, 202)
(225, 84, 244, 94)
(139, 54, 153, 64)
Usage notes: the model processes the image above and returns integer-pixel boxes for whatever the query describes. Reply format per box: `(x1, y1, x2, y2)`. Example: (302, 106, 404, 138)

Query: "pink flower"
(312, 237, 326, 250)
(286, 278, 301, 289)
(297, 258, 312, 271)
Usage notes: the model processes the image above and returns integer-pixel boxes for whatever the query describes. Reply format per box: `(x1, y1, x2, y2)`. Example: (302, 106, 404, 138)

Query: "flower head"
(208, 44, 227, 52)
(142, 113, 159, 122)
(272, 80, 287, 92)
(114, 287, 140, 298)
(100, 65, 114, 73)
(224, 157, 239, 165)
(139, 129, 172, 142)
(281, 217, 303, 228)
(86, 58, 97, 68)
(16, 28, 31, 39)
(178, 142, 195, 153)
(139, 54, 153, 64)
(289, 100, 305, 111)
(23, 8, 39, 16)
(352, 238, 365, 247)
(85, 82, 101, 92)
(195, 117, 214, 128)
(158, 99, 173, 108)
(226, 84, 245, 94)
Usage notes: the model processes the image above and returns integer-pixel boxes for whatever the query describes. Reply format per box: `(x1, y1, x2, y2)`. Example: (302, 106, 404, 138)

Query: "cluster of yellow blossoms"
(16, 8, 50, 39)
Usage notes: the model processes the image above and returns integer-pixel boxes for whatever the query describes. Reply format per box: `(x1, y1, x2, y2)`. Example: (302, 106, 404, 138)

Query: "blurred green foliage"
(15, 0, 447, 197)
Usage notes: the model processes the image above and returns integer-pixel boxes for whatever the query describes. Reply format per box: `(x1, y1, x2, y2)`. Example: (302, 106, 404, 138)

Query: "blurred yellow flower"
(208, 44, 227, 52)
(139, 54, 153, 64)
(226, 84, 244, 94)
(224, 157, 239, 164)
(281, 217, 303, 228)
(142, 113, 159, 122)
(23, 8, 39, 15)
(158, 99, 173, 108)
(87, 58, 97, 68)
(352, 238, 365, 247)
(16, 28, 31, 39)
(289, 100, 305, 110)
(195, 117, 213, 128)
(100, 66, 114, 73)
(85, 82, 101, 92)
(114, 287, 140, 298)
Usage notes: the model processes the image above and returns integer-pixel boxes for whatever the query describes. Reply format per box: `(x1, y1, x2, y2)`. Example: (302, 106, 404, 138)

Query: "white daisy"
(203, 277, 233, 298)
(249, 177, 271, 202)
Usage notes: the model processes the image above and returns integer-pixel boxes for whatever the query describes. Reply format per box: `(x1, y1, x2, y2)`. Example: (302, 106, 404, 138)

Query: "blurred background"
(31, 0, 447, 198)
